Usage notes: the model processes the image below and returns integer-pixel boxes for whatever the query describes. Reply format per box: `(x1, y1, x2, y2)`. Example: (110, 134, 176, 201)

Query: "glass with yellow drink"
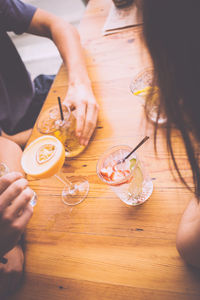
(130, 68, 167, 125)
(37, 105, 85, 158)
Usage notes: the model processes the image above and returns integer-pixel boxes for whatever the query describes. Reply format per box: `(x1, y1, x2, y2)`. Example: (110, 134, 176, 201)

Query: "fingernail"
(13, 171, 23, 177)
(80, 139, 84, 145)
(84, 140, 88, 146)
(76, 131, 81, 137)
(30, 191, 37, 207)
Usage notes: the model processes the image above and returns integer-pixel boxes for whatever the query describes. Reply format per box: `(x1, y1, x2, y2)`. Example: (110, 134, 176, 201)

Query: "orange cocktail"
(21, 135, 65, 179)
(21, 135, 89, 206)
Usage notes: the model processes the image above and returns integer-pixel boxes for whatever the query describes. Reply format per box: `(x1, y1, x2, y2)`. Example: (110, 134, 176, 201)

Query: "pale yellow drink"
(37, 105, 85, 158)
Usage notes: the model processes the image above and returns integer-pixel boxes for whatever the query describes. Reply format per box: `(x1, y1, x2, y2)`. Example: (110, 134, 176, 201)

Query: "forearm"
(50, 20, 91, 86)
(176, 198, 200, 267)
(2, 129, 32, 149)
(27, 9, 98, 144)
(28, 9, 91, 86)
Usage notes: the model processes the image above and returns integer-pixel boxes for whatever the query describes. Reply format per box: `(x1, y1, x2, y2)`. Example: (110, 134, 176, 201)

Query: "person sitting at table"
(0, 0, 98, 297)
(141, 0, 200, 268)
(0, 0, 99, 148)
(0, 137, 33, 297)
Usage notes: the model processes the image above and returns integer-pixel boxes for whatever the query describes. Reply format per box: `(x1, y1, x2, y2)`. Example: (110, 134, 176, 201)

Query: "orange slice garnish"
(36, 144, 57, 164)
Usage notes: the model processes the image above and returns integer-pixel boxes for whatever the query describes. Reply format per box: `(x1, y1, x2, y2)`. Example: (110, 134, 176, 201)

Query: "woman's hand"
(0, 172, 33, 257)
(0, 245, 24, 297)
(63, 83, 99, 146)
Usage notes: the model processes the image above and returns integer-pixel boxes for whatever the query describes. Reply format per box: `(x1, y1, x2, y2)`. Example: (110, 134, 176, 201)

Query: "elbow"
(176, 235, 187, 262)
(176, 231, 200, 269)
(64, 21, 80, 39)
(50, 18, 80, 40)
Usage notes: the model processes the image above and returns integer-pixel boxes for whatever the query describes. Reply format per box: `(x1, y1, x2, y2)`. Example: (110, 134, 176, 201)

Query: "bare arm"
(27, 9, 99, 146)
(2, 129, 32, 149)
(176, 197, 200, 268)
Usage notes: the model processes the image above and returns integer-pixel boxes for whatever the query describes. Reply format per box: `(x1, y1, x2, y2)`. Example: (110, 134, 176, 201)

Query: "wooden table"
(11, 0, 200, 299)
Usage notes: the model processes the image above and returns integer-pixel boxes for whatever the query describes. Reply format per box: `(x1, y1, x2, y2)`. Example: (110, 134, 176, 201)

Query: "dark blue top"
(0, 0, 37, 134)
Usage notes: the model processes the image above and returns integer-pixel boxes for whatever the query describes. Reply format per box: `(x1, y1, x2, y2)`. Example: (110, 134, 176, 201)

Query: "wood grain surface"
(10, 0, 200, 299)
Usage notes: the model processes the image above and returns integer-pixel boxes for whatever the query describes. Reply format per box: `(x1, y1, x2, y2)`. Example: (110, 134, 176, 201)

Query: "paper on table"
(102, 2, 143, 36)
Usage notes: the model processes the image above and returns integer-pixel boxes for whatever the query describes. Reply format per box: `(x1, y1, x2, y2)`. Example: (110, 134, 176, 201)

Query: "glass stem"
(54, 174, 78, 196)
(54, 174, 72, 186)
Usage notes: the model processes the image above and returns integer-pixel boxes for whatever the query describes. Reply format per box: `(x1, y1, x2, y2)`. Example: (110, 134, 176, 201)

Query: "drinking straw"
(118, 136, 149, 164)
(57, 97, 64, 121)
(125, 136, 149, 160)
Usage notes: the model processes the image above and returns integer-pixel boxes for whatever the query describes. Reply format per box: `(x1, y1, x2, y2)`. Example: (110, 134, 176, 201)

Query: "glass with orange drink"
(21, 135, 89, 205)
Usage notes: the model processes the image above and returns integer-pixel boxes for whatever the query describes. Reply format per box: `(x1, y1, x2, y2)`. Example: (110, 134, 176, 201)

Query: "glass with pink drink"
(97, 145, 153, 206)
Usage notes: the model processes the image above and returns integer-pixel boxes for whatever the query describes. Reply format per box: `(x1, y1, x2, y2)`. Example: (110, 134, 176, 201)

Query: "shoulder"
(0, 0, 36, 17)
(0, 0, 37, 34)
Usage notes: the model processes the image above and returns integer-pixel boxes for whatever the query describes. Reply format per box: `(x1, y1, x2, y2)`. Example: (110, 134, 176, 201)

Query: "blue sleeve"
(0, 0, 37, 34)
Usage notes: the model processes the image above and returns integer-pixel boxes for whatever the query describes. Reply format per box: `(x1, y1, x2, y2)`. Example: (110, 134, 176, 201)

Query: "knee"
(0, 137, 22, 156)
(0, 137, 23, 173)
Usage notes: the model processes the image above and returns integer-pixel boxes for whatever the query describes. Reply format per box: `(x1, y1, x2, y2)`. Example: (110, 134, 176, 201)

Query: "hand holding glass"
(0, 162, 37, 207)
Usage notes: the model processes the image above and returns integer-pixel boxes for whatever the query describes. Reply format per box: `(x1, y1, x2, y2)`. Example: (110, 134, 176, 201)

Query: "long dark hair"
(142, 0, 200, 199)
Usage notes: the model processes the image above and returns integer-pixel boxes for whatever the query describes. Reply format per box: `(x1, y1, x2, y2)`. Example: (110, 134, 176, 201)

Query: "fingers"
(0, 172, 23, 195)
(0, 178, 28, 210)
(63, 101, 75, 112)
(0, 172, 34, 247)
(80, 102, 99, 145)
(76, 102, 86, 139)
(63, 86, 99, 145)
(6, 187, 34, 218)
(14, 204, 33, 231)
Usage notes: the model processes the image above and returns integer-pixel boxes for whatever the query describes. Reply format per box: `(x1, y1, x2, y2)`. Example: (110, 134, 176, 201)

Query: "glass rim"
(96, 144, 138, 186)
(130, 67, 154, 95)
(0, 162, 9, 176)
(37, 104, 71, 134)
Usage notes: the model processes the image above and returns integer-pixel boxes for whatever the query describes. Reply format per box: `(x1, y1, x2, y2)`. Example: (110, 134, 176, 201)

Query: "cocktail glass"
(21, 136, 89, 206)
(130, 68, 167, 125)
(0, 162, 37, 207)
(37, 105, 85, 158)
(97, 145, 153, 206)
